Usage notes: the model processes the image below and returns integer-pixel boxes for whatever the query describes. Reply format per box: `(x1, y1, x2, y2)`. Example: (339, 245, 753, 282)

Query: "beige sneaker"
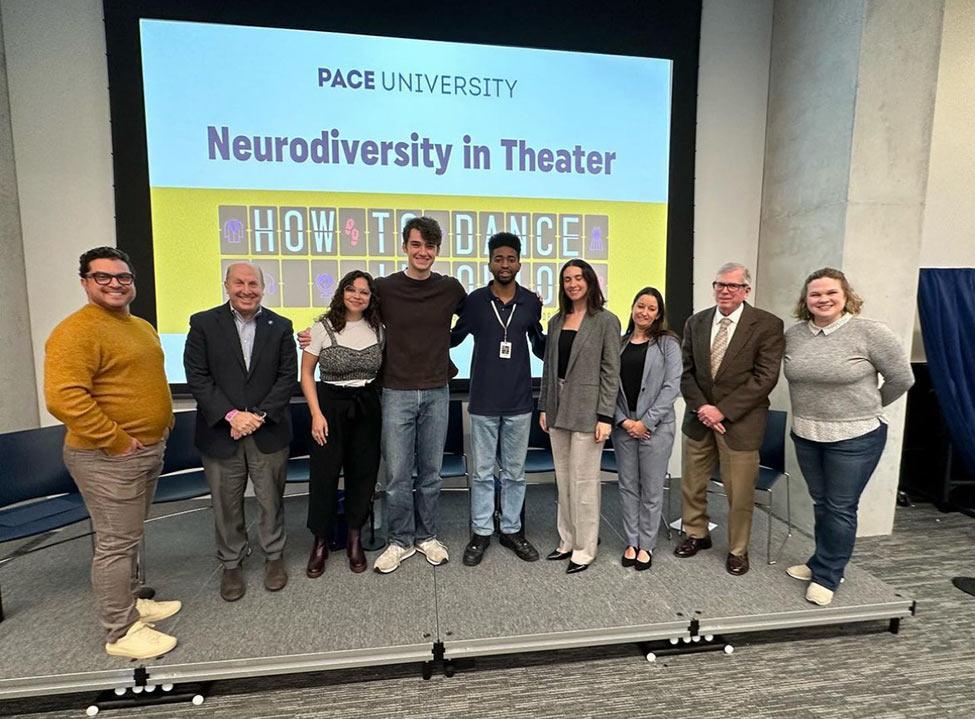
(373, 543, 416, 574)
(105, 621, 177, 659)
(416, 538, 449, 566)
(786, 564, 812, 581)
(135, 598, 182, 623)
(806, 582, 834, 606)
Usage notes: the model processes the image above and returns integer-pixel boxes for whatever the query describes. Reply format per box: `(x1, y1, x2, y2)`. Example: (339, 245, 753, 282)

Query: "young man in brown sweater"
(45, 247, 180, 660)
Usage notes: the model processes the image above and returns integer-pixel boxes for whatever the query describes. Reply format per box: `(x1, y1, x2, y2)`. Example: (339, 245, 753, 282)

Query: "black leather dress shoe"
(462, 534, 491, 566)
(566, 561, 589, 574)
(726, 552, 750, 576)
(546, 549, 572, 561)
(499, 532, 540, 562)
(635, 552, 652, 571)
(673, 535, 713, 558)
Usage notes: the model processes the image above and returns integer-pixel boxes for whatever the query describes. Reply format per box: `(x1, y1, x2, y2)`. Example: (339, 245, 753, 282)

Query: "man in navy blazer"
(184, 263, 297, 601)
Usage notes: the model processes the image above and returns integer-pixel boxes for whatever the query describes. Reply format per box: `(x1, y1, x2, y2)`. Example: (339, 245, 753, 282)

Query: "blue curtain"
(917, 268, 975, 474)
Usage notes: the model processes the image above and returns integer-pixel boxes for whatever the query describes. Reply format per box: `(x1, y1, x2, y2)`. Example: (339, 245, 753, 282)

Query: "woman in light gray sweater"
(783, 268, 913, 606)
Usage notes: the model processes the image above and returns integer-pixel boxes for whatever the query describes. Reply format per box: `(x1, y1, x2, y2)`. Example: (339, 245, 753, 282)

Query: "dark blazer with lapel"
(183, 303, 297, 459)
(680, 302, 784, 451)
(614, 333, 683, 429)
(538, 308, 621, 433)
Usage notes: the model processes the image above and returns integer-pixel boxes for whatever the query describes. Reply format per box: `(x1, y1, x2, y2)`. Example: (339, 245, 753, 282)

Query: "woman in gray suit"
(538, 259, 621, 573)
(613, 287, 682, 571)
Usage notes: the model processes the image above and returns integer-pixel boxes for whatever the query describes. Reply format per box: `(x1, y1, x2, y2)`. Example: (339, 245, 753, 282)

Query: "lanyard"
(490, 300, 517, 343)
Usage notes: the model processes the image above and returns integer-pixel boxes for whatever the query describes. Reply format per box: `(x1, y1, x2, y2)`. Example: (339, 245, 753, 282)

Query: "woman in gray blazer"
(613, 287, 682, 571)
(538, 260, 621, 573)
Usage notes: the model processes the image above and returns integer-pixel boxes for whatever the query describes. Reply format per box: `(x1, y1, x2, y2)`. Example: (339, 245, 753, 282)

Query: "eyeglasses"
(85, 272, 135, 286)
(712, 281, 749, 291)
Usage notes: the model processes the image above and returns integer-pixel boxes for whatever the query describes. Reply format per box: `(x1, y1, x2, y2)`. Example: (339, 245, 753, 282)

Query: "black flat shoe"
(621, 546, 637, 567)
(635, 553, 652, 571)
(546, 549, 572, 561)
(566, 561, 589, 574)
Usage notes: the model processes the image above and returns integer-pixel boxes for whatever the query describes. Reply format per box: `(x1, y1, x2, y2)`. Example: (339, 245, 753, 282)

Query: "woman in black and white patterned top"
(299, 270, 384, 577)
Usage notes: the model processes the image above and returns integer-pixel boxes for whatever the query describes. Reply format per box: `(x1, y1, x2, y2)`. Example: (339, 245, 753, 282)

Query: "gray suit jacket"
(614, 333, 683, 429)
(539, 309, 621, 433)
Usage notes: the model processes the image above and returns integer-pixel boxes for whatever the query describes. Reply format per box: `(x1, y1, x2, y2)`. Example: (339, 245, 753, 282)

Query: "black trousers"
(307, 381, 381, 536)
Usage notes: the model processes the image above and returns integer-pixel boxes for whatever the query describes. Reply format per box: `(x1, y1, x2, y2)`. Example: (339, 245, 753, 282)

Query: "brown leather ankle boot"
(306, 536, 328, 578)
(347, 527, 367, 573)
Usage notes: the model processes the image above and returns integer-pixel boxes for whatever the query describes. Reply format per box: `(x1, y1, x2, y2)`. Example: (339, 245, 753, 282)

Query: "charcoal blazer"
(614, 333, 683, 429)
(539, 308, 621, 433)
(680, 302, 784, 451)
(183, 303, 297, 459)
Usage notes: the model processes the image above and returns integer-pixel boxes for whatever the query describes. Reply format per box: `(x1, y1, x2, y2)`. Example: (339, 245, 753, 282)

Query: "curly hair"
(317, 270, 381, 333)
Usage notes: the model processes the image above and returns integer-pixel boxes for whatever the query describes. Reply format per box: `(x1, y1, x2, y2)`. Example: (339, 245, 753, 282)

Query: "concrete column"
(0, 10, 40, 432)
(757, 0, 944, 536)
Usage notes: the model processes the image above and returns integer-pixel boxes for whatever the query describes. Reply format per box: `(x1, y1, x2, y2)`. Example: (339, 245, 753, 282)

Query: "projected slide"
(140, 20, 672, 382)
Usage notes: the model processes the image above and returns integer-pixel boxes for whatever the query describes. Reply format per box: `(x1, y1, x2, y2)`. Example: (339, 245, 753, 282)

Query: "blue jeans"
(469, 412, 531, 536)
(382, 387, 450, 548)
(792, 423, 887, 591)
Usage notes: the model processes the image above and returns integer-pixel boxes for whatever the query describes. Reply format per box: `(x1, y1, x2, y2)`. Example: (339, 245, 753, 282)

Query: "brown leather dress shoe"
(726, 552, 750, 576)
(264, 558, 289, 591)
(673, 535, 713, 558)
(347, 528, 367, 574)
(220, 567, 246, 602)
(306, 536, 328, 578)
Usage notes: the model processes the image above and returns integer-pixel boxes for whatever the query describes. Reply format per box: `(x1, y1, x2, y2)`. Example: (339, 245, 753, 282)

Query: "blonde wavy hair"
(794, 267, 863, 321)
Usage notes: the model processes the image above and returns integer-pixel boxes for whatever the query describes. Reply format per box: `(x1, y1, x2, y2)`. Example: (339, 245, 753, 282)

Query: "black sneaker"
(499, 531, 540, 562)
(462, 534, 491, 566)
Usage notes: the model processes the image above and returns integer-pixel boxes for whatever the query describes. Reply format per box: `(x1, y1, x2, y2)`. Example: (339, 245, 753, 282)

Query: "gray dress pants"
(613, 421, 675, 551)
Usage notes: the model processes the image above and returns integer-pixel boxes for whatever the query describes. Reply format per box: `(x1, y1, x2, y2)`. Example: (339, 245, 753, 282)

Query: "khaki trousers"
(550, 428, 604, 566)
(681, 431, 758, 557)
(63, 440, 166, 642)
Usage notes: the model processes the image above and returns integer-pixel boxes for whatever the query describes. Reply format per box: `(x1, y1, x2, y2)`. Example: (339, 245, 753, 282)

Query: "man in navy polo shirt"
(451, 232, 546, 566)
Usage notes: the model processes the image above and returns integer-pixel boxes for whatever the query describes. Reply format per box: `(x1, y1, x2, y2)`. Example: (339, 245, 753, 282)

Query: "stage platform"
(0, 484, 914, 701)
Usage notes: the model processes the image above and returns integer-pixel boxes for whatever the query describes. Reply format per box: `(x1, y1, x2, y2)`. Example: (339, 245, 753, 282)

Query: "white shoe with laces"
(415, 538, 449, 566)
(373, 543, 416, 574)
(136, 598, 182, 623)
(105, 621, 177, 659)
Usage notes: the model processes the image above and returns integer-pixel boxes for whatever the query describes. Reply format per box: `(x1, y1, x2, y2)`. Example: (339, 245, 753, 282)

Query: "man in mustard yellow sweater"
(45, 246, 181, 660)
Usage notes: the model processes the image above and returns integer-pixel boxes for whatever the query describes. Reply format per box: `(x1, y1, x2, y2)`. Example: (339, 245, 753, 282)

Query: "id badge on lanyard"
(491, 301, 516, 360)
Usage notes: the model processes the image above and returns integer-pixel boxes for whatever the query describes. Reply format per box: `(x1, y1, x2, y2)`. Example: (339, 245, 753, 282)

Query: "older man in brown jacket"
(675, 262, 784, 576)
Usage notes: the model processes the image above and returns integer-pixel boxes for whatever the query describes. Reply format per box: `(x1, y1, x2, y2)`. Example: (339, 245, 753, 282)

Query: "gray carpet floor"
(2, 497, 974, 718)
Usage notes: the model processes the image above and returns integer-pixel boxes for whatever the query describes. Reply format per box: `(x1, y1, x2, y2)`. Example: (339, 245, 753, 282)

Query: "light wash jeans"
(469, 412, 531, 536)
(382, 387, 450, 548)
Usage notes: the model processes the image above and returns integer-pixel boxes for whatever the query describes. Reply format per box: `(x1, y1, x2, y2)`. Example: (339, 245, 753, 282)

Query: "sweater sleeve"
(868, 322, 915, 406)
(44, 323, 133, 454)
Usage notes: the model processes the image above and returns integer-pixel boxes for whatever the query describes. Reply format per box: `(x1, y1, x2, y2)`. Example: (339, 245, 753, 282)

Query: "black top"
(374, 271, 466, 390)
(620, 340, 650, 413)
(557, 329, 577, 380)
(449, 283, 545, 416)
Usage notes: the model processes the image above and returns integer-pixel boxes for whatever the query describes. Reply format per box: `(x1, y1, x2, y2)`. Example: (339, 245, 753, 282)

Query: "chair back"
(444, 400, 464, 455)
(0, 424, 73, 508)
(755, 409, 788, 493)
(528, 407, 552, 450)
(162, 410, 203, 474)
(289, 401, 313, 458)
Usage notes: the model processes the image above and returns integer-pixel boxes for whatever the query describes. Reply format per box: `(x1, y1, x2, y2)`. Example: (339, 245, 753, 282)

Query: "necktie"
(710, 317, 732, 376)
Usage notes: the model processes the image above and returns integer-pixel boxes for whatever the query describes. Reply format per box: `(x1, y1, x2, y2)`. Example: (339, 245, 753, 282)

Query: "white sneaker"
(105, 621, 177, 659)
(373, 543, 416, 574)
(416, 538, 449, 566)
(136, 598, 182, 623)
(787, 565, 844, 584)
(786, 564, 812, 581)
(806, 582, 834, 606)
